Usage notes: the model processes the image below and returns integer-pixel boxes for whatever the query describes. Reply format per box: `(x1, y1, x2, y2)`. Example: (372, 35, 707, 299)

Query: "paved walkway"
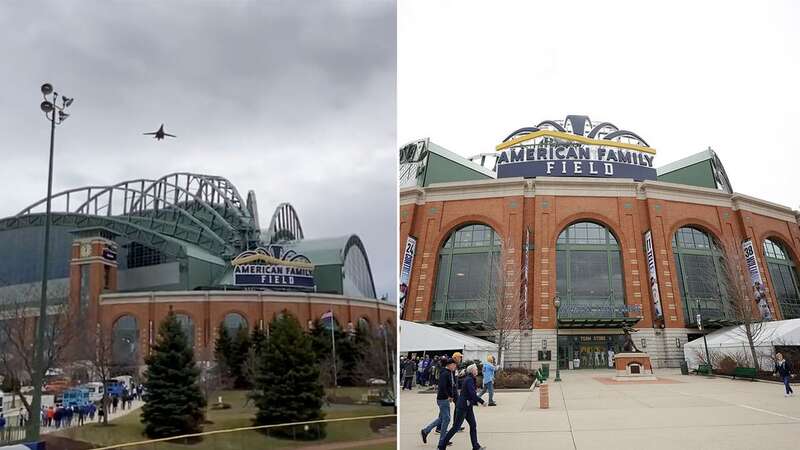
(400, 369, 800, 450)
(296, 437, 396, 449)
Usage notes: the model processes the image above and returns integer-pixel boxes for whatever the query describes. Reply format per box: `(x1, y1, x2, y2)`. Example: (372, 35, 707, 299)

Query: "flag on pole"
(324, 309, 338, 387)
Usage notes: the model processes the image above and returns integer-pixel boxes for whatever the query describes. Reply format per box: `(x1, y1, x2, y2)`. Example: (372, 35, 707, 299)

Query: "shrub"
(494, 368, 533, 389)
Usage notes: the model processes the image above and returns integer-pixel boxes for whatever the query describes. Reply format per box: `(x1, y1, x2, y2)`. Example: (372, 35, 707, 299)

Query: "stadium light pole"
(554, 294, 561, 382)
(27, 83, 73, 441)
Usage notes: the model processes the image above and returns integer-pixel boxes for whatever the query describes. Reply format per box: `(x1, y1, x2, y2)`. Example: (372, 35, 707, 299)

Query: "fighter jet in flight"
(143, 124, 176, 140)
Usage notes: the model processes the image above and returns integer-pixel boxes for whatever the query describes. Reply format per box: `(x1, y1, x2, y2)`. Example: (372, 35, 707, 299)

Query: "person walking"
(439, 364, 485, 450)
(403, 357, 416, 390)
(773, 352, 794, 397)
(478, 355, 497, 406)
(452, 352, 467, 390)
(421, 358, 458, 447)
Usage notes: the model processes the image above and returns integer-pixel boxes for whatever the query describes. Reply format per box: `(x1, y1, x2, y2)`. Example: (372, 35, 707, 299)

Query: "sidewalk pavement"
(400, 368, 800, 450)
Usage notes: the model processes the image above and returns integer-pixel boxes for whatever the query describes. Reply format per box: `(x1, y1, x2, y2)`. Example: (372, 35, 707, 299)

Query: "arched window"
(764, 238, 800, 319)
(112, 315, 138, 367)
(556, 222, 625, 318)
(357, 317, 370, 333)
(222, 312, 247, 335)
(175, 313, 195, 347)
(672, 227, 730, 324)
(432, 224, 502, 323)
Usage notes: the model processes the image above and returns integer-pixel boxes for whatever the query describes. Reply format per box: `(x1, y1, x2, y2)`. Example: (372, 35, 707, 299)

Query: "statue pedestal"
(613, 352, 656, 381)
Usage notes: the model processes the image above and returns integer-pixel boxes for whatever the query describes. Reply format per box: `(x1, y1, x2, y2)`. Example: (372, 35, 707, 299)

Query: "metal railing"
(557, 295, 635, 319)
(0, 426, 27, 444)
(684, 296, 733, 325)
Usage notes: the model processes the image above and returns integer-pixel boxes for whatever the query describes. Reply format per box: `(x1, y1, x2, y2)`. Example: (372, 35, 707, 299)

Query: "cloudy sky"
(399, 0, 800, 210)
(0, 1, 397, 299)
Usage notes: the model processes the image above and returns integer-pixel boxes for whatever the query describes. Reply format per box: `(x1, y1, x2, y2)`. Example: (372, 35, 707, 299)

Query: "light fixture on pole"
(696, 298, 711, 369)
(27, 82, 74, 441)
(554, 294, 561, 382)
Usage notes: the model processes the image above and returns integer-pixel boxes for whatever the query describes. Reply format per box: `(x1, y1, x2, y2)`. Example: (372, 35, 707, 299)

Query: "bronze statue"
(622, 325, 641, 352)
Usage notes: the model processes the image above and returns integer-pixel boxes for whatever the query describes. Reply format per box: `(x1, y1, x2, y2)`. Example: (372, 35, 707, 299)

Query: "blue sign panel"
(496, 144, 657, 181)
(231, 246, 315, 290)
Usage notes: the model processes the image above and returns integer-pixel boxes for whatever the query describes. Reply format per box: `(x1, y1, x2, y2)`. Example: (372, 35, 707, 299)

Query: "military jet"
(143, 124, 176, 140)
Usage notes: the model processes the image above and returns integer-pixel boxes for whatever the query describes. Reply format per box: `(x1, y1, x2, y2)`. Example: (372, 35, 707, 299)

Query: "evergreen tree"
(338, 326, 370, 386)
(250, 326, 267, 354)
(231, 325, 252, 388)
(214, 323, 233, 383)
(141, 312, 207, 438)
(253, 313, 325, 439)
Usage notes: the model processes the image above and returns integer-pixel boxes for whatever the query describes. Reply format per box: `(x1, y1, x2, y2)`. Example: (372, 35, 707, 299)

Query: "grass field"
(53, 388, 395, 450)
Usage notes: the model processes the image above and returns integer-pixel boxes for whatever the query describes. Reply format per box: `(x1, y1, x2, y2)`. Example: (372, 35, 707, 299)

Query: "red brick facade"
(97, 291, 396, 366)
(65, 235, 395, 369)
(400, 178, 800, 331)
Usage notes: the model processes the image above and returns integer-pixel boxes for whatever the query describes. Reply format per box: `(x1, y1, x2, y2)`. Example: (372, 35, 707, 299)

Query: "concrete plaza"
(399, 369, 800, 450)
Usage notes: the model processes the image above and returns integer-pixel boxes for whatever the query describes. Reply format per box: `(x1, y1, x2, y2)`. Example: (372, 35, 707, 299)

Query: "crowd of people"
(0, 381, 145, 437)
(401, 352, 498, 450)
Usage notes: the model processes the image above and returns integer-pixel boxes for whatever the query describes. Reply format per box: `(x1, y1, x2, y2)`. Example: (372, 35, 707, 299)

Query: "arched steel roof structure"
(502, 115, 650, 148)
(266, 202, 304, 243)
(1, 173, 378, 299)
(3, 173, 260, 259)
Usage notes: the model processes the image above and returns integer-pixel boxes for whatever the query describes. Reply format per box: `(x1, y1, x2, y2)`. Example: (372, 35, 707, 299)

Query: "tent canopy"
(399, 320, 498, 362)
(683, 318, 800, 369)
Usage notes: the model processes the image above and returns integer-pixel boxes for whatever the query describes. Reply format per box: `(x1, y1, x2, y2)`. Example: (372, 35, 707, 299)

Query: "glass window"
(672, 227, 729, 323)
(555, 222, 625, 318)
(764, 238, 800, 319)
(343, 241, 376, 299)
(432, 224, 502, 322)
(357, 317, 370, 333)
(112, 315, 139, 367)
(222, 312, 247, 335)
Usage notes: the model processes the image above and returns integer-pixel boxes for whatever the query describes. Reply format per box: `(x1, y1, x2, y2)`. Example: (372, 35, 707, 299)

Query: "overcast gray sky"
(0, 1, 397, 299)
(399, 0, 800, 210)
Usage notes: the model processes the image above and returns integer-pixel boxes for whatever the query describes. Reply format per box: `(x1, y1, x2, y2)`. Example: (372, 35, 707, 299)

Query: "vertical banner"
(644, 230, 664, 318)
(742, 239, 773, 320)
(520, 227, 530, 325)
(399, 236, 417, 318)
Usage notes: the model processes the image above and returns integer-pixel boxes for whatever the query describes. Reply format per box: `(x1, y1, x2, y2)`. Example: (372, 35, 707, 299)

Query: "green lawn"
(54, 388, 394, 449)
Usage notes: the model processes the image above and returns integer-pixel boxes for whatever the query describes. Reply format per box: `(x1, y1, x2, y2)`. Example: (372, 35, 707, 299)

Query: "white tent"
(399, 320, 499, 362)
(683, 318, 800, 369)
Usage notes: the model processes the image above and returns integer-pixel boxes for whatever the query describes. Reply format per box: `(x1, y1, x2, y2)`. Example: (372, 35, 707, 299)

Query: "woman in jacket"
(774, 352, 794, 397)
(478, 355, 497, 406)
(439, 364, 485, 450)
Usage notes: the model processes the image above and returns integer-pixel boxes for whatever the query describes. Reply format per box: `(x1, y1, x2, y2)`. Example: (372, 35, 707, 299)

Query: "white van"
(112, 375, 134, 390)
(83, 382, 105, 402)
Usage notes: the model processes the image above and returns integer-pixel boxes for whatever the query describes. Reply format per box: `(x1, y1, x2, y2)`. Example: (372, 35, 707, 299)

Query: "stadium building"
(0, 172, 394, 373)
(399, 115, 800, 369)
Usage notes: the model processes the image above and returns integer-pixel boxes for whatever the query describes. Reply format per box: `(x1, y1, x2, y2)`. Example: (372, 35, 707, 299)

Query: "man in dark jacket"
(403, 357, 416, 390)
(774, 352, 794, 396)
(421, 358, 458, 447)
(440, 364, 485, 450)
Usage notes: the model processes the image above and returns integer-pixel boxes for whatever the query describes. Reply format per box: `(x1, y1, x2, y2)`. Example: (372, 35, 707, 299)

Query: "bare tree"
(86, 326, 115, 425)
(465, 244, 531, 367)
(0, 281, 75, 416)
(718, 247, 769, 371)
